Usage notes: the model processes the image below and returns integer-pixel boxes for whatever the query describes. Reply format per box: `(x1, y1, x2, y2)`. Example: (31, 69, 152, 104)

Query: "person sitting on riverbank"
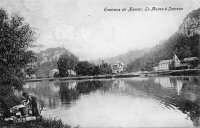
(22, 92, 41, 116)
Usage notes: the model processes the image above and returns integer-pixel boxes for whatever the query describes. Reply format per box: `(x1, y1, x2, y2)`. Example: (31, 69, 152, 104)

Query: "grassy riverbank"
(0, 118, 74, 128)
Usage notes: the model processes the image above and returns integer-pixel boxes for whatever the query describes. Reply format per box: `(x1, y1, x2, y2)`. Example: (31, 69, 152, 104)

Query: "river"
(23, 76, 200, 127)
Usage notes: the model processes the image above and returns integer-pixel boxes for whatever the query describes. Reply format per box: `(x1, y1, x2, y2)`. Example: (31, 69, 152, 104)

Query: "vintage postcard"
(0, 0, 200, 127)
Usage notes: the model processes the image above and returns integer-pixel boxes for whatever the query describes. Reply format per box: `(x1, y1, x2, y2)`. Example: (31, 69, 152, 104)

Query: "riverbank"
(25, 69, 200, 83)
(150, 69, 200, 76)
(25, 74, 140, 82)
(0, 118, 73, 128)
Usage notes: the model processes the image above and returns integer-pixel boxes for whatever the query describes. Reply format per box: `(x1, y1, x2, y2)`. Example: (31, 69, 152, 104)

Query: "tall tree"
(57, 53, 78, 77)
(0, 9, 36, 89)
(99, 62, 112, 74)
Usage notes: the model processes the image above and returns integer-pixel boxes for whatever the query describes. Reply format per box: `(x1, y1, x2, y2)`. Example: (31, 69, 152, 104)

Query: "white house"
(112, 61, 124, 74)
(154, 54, 181, 71)
(158, 59, 172, 71)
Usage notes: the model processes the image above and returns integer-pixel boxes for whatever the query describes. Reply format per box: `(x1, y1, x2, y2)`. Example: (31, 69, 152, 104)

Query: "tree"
(57, 53, 78, 77)
(99, 62, 112, 74)
(36, 61, 57, 78)
(24, 62, 39, 77)
(175, 46, 192, 60)
(0, 9, 36, 89)
(93, 66, 101, 75)
(76, 61, 95, 76)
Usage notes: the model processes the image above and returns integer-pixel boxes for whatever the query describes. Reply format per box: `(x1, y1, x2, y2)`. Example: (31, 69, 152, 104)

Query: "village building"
(112, 61, 124, 74)
(154, 54, 199, 71)
(158, 59, 172, 71)
(177, 57, 199, 69)
(68, 69, 76, 76)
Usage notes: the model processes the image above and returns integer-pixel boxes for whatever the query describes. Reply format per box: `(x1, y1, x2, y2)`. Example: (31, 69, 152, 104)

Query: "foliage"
(36, 61, 57, 78)
(0, 9, 36, 89)
(76, 61, 112, 76)
(76, 61, 95, 76)
(25, 62, 39, 77)
(93, 66, 101, 75)
(0, 118, 72, 128)
(57, 53, 79, 77)
(99, 62, 112, 74)
(35, 47, 71, 78)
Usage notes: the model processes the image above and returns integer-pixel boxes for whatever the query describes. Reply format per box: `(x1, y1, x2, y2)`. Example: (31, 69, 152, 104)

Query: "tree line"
(57, 53, 112, 77)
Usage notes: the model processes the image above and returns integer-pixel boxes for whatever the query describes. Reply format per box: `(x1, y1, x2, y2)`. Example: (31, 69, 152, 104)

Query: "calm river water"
(24, 76, 200, 127)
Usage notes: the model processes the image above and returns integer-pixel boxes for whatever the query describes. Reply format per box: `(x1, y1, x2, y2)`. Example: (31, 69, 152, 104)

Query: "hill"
(35, 47, 73, 78)
(36, 47, 71, 64)
(127, 8, 200, 72)
(94, 49, 147, 66)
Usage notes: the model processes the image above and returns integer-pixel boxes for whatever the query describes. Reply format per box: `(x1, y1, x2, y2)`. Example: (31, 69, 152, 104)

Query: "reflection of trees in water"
(126, 76, 200, 127)
(24, 77, 200, 127)
(179, 79, 200, 127)
(58, 79, 133, 103)
(59, 82, 79, 103)
(59, 81, 105, 103)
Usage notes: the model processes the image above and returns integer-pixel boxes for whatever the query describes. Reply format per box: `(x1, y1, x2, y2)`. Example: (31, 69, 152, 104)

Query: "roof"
(113, 61, 124, 66)
(183, 57, 199, 61)
(159, 59, 172, 65)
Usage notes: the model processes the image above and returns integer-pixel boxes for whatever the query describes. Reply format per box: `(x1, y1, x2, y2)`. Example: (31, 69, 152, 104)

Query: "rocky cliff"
(36, 47, 70, 64)
(179, 8, 200, 37)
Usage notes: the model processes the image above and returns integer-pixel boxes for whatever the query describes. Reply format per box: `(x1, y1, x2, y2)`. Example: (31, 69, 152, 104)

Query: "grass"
(0, 118, 75, 128)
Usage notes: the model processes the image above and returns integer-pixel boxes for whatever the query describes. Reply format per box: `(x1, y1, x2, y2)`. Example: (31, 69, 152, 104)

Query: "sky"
(1, 0, 200, 60)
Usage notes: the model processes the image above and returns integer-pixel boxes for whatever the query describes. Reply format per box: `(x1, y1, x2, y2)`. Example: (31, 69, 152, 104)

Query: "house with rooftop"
(158, 59, 172, 71)
(112, 61, 124, 74)
(153, 54, 199, 71)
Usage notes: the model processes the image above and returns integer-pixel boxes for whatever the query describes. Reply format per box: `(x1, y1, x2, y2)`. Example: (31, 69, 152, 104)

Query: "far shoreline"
(25, 74, 140, 82)
(25, 69, 200, 83)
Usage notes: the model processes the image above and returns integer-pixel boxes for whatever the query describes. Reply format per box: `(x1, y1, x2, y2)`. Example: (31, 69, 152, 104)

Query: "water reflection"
(24, 76, 200, 127)
(152, 76, 200, 127)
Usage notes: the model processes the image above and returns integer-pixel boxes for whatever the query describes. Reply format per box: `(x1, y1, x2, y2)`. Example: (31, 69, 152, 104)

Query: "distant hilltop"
(36, 47, 71, 64)
(94, 49, 147, 66)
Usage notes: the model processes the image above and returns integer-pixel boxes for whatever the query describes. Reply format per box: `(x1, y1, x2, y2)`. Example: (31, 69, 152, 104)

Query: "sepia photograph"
(0, 0, 200, 127)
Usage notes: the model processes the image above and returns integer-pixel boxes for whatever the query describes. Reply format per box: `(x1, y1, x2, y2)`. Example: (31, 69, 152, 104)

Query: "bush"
(0, 118, 73, 128)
